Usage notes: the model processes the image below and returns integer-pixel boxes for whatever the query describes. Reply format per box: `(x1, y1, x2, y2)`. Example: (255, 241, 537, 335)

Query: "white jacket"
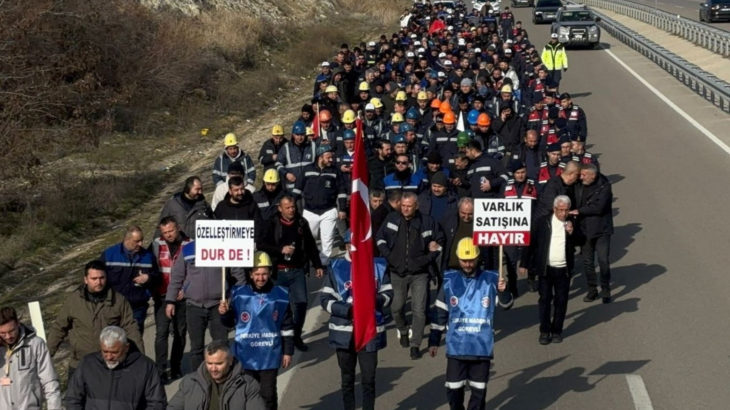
(0, 324, 62, 410)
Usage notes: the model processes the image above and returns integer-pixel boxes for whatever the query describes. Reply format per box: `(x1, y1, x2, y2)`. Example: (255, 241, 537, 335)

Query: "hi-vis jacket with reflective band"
(100, 243, 158, 307)
(320, 257, 392, 352)
(541, 42, 568, 71)
(275, 140, 317, 196)
(229, 284, 293, 370)
(213, 149, 256, 187)
(429, 269, 511, 359)
(538, 161, 564, 185)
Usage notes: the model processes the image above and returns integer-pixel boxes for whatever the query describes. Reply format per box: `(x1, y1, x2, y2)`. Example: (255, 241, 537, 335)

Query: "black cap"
(431, 171, 448, 186)
(547, 143, 561, 152)
(507, 159, 526, 173)
(426, 150, 443, 164)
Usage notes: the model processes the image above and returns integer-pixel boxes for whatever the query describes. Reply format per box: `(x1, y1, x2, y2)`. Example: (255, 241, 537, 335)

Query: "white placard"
(194, 220, 255, 267)
(28, 301, 46, 342)
(473, 199, 532, 246)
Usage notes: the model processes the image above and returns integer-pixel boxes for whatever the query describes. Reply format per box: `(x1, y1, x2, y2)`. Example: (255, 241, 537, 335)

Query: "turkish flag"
(350, 118, 376, 351)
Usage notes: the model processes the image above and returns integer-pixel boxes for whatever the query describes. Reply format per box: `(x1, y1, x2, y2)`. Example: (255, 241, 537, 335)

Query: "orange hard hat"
(477, 113, 491, 127)
(430, 98, 442, 109)
(319, 109, 332, 122)
(443, 111, 456, 124)
(439, 100, 452, 114)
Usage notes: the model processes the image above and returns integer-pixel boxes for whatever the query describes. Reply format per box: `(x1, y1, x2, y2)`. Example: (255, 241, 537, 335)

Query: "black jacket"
(258, 213, 323, 270)
(376, 211, 444, 276)
(65, 344, 165, 410)
(574, 174, 613, 239)
(368, 156, 394, 191)
(521, 214, 583, 277)
(214, 192, 263, 239)
(535, 175, 575, 220)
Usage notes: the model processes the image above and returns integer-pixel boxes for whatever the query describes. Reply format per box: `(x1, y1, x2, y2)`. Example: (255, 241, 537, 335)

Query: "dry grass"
(336, 0, 410, 26)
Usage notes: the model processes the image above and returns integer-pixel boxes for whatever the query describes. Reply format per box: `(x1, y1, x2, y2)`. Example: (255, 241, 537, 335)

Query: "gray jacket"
(158, 193, 214, 239)
(166, 241, 245, 308)
(167, 359, 264, 410)
(0, 324, 62, 410)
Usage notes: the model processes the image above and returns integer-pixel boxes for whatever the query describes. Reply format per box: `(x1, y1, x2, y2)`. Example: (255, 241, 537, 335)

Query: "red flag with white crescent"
(350, 118, 376, 351)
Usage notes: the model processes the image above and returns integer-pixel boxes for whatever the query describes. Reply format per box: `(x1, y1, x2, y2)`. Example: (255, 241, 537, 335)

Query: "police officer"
(320, 232, 392, 410)
(502, 160, 538, 295)
(428, 239, 511, 410)
(219, 252, 293, 410)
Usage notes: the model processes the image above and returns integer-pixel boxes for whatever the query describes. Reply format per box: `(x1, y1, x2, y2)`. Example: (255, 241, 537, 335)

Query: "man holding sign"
(166, 219, 253, 370)
(428, 239, 511, 410)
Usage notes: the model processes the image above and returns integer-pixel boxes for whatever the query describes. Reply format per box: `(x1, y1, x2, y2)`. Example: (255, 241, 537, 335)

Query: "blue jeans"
(276, 267, 307, 339)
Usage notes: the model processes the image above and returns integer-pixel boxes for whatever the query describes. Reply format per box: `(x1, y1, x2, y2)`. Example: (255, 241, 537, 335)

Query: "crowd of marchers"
(0, 2, 615, 410)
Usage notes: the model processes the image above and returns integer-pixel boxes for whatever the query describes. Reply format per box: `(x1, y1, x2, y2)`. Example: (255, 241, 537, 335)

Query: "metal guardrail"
(582, 0, 730, 57)
(593, 10, 730, 113)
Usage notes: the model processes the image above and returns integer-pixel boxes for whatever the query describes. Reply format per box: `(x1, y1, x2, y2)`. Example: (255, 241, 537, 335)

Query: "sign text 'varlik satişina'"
(195, 220, 256, 267)
(472, 199, 532, 246)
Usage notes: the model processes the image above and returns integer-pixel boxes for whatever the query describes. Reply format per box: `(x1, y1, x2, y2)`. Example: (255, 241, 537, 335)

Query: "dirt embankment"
(0, 0, 408, 367)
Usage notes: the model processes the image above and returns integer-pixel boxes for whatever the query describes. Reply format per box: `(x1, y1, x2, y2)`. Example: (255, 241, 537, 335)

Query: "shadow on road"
(610, 222, 642, 263)
(396, 373, 447, 410)
(486, 356, 569, 409)
(298, 366, 411, 409)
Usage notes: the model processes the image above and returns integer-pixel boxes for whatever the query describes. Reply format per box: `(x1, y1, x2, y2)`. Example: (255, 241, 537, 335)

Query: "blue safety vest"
(442, 269, 498, 358)
(229, 285, 290, 370)
(330, 257, 388, 326)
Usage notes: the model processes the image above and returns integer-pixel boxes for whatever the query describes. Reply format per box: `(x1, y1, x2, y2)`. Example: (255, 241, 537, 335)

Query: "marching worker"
(167, 340, 265, 410)
(253, 169, 286, 221)
(259, 125, 288, 170)
(428, 238, 511, 410)
(47, 260, 143, 380)
(213, 133, 256, 190)
(219, 251, 293, 410)
(376, 192, 443, 360)
(320, 231, 392, 410)
(258, 195, 324, 352)
(100, 225, 159, 335)
(0, 306, 62, 410)
(276, 122, 317, 198)
(521, 195, 583, 345)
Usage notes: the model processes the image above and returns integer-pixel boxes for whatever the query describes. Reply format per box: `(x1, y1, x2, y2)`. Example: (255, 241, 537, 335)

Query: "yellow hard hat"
(359, 81, 370, 91)
(456, 238, 480, 260)
(391, 113, 404, 123)
(417, 91, 428, 100)
(500, 84, 513, 94)
(272, 125, 284, 136)
(342, 110, 356, 124)
(325, 85, 338, 93)
(305, 127, 315, 136)
(370, 98, 383, 109)
(224, 133, 238, 147)
(263, 169, 280, 183)
(253, 251, 272, 268)
(395, 91, 407, 101)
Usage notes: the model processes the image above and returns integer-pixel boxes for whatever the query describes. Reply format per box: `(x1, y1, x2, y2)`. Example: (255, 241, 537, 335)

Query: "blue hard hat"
(400, 123, 413, 133)
(467, 109, 480, 126)
(392, 133, 406, 144)
(316, 145, 333, 157)
(292, 121, 306, 135)
(343, 129, 356, 140)
(406, 107, 420, 120)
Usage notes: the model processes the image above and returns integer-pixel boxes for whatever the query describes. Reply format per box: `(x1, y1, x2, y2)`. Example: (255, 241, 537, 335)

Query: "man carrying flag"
(320, 119, 392, 410)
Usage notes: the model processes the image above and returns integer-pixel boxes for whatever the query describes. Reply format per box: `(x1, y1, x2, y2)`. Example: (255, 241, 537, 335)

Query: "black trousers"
(503, 246, 522, 297)
(538, 266, 570, 334)
(445, 357, 491, 410)
(336, 348, 378, 410)
(186, 304, 228, 371)
(153, 296, 187, 374)
(581, 235, 611, 290)
(245, 368, 279, 410)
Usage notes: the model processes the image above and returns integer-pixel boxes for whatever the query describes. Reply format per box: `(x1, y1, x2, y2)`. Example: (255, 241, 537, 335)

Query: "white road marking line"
(626, 374, 654, 410)
(603, 48, 730, 157)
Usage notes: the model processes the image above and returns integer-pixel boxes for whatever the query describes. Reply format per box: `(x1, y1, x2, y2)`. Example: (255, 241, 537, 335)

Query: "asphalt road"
(147, 6, 730, 409)
(626, 0, 730, 27)
(274, 7, 730, 410)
